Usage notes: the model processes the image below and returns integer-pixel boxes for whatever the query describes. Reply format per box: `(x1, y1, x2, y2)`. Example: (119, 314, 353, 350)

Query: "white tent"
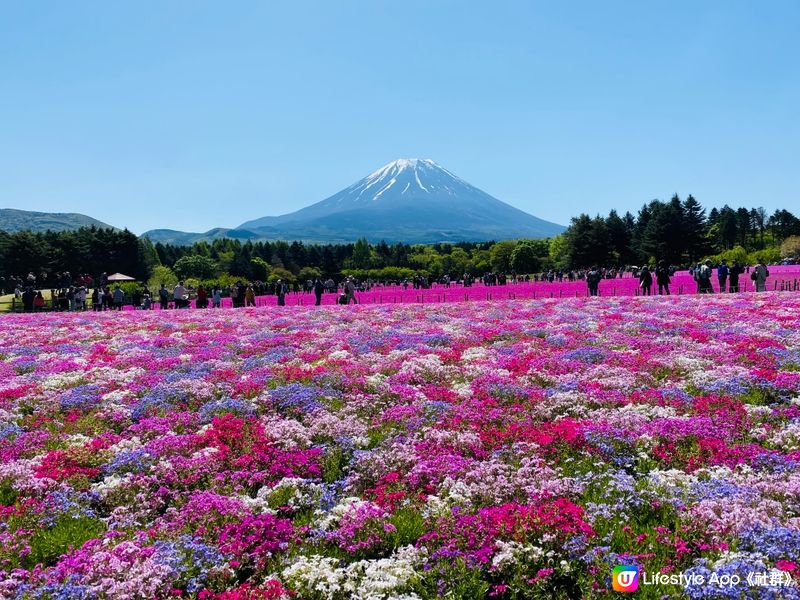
(107, 273, 137, 282)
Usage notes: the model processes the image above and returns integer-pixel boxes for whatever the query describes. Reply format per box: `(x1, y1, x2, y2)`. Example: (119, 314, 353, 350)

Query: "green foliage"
(298, 266, 322, 281)
(4, 197, 798, 283)
(250, 257, 272, 280)
(489, 240, 516, 273)
(173, 254, 219, 279)
(747, 246, 781, 266)
(321, 447, 346, 484)
(548, 235, 569, 269)
(707, 245, 748, 266)
(0, 481, 17, 505)
(387, 507, 426, 548)
(147, 264, 178, 289)
(341, 266, 417, 280)
(267, 267, 297, 284)
(25, 516, 105, 568)
(510, 240, 543, 274)
(781, 235, 800, 259)
(350, 237, 375, 269)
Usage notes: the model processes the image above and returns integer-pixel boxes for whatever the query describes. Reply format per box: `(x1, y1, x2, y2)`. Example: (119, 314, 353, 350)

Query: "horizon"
(2, 2, 799, 235)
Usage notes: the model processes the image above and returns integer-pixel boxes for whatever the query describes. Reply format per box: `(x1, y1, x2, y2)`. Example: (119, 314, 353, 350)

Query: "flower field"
(2, 293, 800, 599)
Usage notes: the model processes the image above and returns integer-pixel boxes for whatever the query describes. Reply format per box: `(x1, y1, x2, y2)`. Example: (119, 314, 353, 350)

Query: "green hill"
(0, 209, 115, 233)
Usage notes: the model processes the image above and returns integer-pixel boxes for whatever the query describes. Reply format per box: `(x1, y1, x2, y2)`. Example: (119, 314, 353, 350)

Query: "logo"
(613, 566, 639, 592)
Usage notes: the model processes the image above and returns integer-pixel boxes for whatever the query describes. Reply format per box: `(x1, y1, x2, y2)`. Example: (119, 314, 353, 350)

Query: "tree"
(267, 267, 296, 284)
(351, 237, 374, 269)
(641, 198, 685, 265)
(489, 240, 517, 273)
(606, 210, 633, 264)
(510, 241, 541, 274)
(147, 265, 178, 289)
(781, 236, 800, 259)
(563, 214, 611, 268)
(250, 257, 272, 280)
(548, 235, 569, 269)
(298, 266, 322, 281)
(716, 206, 738, 250)
(736, 207, 752, 249)
(682, 195, 707, 262)
(173, 255, 219, 280)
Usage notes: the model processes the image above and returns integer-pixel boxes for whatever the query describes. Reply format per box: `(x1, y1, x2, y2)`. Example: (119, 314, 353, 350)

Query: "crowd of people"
(1, 260, 782, 313)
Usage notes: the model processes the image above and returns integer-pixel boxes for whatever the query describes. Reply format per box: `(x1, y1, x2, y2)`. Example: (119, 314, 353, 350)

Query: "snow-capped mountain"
(236, 158, 564, 243)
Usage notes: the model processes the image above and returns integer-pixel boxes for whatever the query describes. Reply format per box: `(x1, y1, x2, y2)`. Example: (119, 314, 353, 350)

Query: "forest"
(1, 196, 799, 288)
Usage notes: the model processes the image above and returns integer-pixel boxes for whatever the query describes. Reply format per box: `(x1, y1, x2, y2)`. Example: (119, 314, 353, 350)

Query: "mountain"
(143, 228, 262, 245)
(237, 158, 564, 243)
(0, 209, 115, 233)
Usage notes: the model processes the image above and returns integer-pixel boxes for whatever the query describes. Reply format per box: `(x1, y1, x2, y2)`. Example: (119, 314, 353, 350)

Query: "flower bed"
(1, 293, 800, 598)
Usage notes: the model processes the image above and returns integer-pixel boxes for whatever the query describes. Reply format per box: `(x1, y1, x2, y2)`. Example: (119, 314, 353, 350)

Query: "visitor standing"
(313, 278, 324, 306)
(276, 279, 287, 306)
(695, 260, 714, 294)
(729, 261, 743, 292)
(173, 281, 187, 308)
(245, 285, 256, 307)
(639, 266, 653, 296)
(717, 261, 729, 293)
(196, 285, 208, 309)
(586, 267, 601, 297)
(344, 277, 358, 304)
(752, 262, 769, 292)
(158, 284, 169, 310)
(211, 287, 222, 308)
(113, 286, 124, 310)
(655, 260, 671, 295)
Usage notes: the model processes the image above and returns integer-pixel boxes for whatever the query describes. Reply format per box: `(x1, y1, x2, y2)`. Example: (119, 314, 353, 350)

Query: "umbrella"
(107, 273, 137, 282)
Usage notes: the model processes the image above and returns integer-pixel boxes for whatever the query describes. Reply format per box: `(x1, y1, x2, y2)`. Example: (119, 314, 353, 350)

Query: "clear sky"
(1, 1, 798, 235)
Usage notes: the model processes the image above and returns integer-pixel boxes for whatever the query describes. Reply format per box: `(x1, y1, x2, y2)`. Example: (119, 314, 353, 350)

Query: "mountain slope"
(142, 228, 262, 245)
(239, 159, 563, 242)
(0, 209, 115, 233)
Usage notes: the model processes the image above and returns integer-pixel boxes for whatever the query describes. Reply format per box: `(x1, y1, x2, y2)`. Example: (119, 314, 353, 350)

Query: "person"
(245, 285, 256, 307)
(586, 266, 601, 297)
(33, 291, 45, 311)
(230, 283, 239, 308)
(752, 262, 769, 292)
(639, 265, 653, 296)
(211, 287, 222, 308)
(313, 278, 325, 306)
(21, 287, 35, 312)
(717, 261, 729, 293)
(695, 260, 714, 294)
(76, 286, 87, 311)
(91, 288, 102, 311)
(142, 291, 152, 310)
(344, 276, 358, 304)
(655, 260, 671, 295)
(173, 281, 187, 308)
(158, 284, 170, 310)
(275, 279, 287, 306)
(113, 286, 125, 310)
(196, 285, 208, 309)
(729, 260, 743, 293)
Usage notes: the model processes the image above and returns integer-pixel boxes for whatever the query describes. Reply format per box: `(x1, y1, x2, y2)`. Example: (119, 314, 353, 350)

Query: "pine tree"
(682, 195, 707, 262)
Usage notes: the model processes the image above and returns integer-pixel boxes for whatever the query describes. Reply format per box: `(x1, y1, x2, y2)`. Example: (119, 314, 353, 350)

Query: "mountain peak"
(235, 158, 565, 243)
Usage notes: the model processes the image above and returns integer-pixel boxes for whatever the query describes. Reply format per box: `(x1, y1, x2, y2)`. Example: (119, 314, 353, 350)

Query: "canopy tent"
(107, 273, 137, 282)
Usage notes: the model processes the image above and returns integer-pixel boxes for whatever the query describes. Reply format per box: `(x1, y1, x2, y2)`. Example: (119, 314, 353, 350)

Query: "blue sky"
(1, 1, 798, 234)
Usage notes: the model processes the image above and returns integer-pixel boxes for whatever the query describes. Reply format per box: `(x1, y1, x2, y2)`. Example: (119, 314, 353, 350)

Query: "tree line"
(560, 196, 800, 268)
(1, 196, 799, 290)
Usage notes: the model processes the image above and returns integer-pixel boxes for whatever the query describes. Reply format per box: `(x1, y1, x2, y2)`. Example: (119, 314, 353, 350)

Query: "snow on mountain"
(238, 158, 564, 242)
